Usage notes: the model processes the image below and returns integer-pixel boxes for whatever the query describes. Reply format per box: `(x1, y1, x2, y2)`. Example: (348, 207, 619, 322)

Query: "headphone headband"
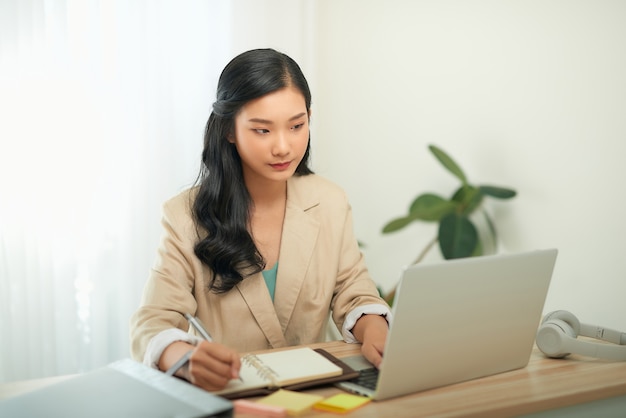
(579, 323, 626, 345)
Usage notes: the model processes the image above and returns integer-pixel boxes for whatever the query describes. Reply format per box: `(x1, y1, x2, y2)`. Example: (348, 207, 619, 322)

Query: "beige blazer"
(130, 174, 386, 360)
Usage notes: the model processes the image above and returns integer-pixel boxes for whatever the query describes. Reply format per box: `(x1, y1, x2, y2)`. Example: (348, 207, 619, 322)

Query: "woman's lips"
(270, 161, 291, 171)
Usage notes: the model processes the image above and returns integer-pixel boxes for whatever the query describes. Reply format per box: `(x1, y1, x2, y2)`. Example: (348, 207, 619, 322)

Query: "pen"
(184, 313, 213, 341)
(164, 314, 206, 377)
(184, 312, 243, 382)
(165, 350, 193, 376)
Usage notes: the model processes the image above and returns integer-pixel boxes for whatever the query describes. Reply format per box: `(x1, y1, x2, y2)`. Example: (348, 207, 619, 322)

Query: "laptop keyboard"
(352, 367, 380, 391)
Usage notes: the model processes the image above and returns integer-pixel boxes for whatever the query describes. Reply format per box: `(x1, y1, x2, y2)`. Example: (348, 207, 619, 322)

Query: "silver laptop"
(337, 249, 558, 401)
(0, 359, 233, 418)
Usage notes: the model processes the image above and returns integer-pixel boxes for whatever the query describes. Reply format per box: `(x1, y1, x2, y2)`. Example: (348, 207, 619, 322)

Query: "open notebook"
(213, 347, 358, 399)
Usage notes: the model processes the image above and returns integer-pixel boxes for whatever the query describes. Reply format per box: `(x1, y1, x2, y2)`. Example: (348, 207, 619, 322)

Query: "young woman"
(130, 48, 391, 391)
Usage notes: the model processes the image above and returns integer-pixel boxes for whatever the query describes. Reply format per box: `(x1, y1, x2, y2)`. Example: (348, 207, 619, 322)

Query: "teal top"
(262, 262, 278, 302)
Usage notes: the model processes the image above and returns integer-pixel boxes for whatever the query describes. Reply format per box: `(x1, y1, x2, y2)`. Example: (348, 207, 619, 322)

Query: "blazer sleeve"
(328, 190, 389, 332)
(129, 191, 200, 362)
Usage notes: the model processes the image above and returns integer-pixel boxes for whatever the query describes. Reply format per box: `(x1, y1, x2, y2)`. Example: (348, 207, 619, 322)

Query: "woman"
(130, 48, 391, 391)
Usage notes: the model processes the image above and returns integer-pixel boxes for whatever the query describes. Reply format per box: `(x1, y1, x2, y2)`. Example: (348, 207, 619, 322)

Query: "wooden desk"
(238, 340, 626, 418)
(2, 341, 626, 417)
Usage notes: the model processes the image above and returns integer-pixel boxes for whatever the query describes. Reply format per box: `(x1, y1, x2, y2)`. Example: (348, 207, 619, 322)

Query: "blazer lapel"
(235, 177, 320, 347)
(274, 178, 320, 333)
(236, 272, 288, 348)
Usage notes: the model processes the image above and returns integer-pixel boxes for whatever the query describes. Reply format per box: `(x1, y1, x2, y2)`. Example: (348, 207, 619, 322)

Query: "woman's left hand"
(351, 314, 389, 368)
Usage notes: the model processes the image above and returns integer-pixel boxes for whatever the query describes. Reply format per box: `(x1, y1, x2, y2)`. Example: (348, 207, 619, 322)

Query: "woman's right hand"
(160, 340, 241, 391)
(187, 340, 242, 391)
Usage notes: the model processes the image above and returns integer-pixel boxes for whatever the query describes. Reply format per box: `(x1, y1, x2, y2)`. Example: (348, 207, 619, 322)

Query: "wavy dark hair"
(193, 48, 313, 293)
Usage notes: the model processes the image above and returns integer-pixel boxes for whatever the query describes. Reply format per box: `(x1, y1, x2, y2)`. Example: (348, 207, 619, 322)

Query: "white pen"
(165, 350, 193, 376)
(184, 313, 213, 341)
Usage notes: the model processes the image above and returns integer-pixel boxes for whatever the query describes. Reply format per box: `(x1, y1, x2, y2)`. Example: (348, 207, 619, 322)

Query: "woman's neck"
(246, 177, 287, 268)
(245, 177, 287, 209)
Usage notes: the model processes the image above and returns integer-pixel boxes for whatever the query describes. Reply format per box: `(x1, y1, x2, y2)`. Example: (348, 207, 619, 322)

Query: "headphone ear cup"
(536, 319, 578, 358)
(542, 310, 581, 336)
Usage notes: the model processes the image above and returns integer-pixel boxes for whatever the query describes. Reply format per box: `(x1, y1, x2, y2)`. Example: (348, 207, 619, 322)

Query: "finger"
(188, 342, 240, 390)
(188, 355, 232, 390)
(202, 342, 242, 377)
(362, 343, 384, 368)
(229, 352, 242, 379)
(200, 341, 240, 363)
(190, 371, 230, 391)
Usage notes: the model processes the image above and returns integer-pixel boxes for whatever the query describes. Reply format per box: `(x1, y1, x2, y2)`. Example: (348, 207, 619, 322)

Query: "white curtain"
(0, 0, 231, 382)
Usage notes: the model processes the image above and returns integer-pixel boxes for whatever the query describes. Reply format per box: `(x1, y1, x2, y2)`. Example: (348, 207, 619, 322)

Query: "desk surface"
(2, 341, 626, 418)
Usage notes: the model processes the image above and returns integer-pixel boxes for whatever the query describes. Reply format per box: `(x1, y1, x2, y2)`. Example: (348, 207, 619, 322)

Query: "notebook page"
(212, 360, 272, 395)
(253, 347, 343, 386)
(212, 347, 343, 396)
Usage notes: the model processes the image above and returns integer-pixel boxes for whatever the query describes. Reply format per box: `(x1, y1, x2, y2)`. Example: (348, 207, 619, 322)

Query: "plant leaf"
(408, 193, 457, 221)
(451, 185, 483, 215)
(472, 238, 484, 256)
(382, 216, 414, 233)
(438, 213, 478, 259)
(429, 144, 467, 184)
(479, 185, 517, 199)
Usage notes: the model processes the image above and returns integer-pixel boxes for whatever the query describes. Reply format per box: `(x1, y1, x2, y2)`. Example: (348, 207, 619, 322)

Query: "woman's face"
(231, 86, 310, 186)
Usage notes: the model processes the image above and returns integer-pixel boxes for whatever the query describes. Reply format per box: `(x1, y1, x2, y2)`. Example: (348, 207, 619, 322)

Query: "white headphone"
(536, 310, 626, 361)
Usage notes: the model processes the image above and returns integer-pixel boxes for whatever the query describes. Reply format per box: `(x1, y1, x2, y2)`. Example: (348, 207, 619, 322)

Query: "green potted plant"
(381, 144, 517, 304)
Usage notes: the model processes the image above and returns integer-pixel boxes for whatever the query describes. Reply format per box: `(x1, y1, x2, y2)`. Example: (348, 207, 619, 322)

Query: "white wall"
(2, 1, 623, 379)
(311, 0, 626, 330)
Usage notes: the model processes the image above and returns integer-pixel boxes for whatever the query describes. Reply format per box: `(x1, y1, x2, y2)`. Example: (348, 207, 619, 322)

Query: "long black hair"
(193, 48, 313, 293)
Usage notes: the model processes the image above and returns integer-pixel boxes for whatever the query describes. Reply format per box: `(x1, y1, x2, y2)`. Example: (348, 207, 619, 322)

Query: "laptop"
(0, 359, 233, 418)
(336, 249, 558, 401)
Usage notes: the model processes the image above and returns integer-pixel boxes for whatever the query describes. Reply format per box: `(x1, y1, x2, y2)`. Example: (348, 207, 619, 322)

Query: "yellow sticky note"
(314, 393, 371, 414)
(257, 389, 324, 416)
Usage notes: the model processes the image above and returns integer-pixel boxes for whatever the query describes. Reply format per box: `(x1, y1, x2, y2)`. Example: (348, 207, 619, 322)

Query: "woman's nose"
(272, 131, 289, 156)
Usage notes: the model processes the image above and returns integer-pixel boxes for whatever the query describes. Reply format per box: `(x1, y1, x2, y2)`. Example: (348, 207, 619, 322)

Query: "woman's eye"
(291, 123, 305, 131)
(254, 128, 270, 134)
